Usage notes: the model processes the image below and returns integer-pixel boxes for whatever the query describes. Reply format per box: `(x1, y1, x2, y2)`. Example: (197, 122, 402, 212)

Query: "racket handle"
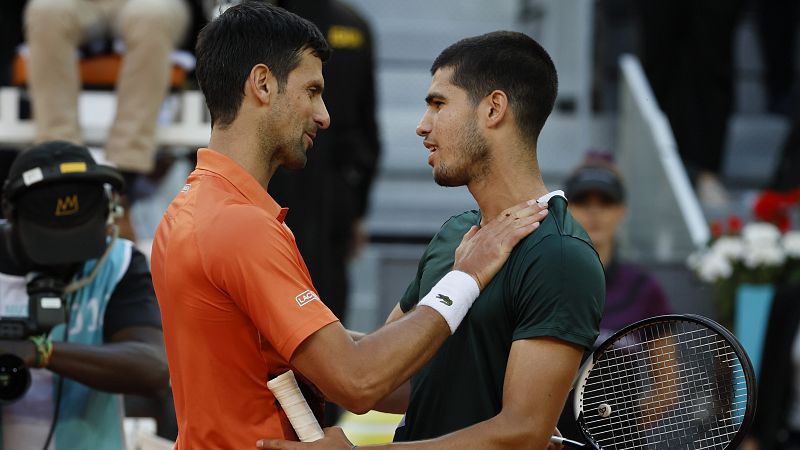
(550, 435, 586, 448)
(266, 371, 324, 442)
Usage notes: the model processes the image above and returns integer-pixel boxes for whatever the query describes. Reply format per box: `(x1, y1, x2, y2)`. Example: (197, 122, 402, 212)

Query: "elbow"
(135, 345, 171, 395)
(149, 358, 171, 393)
(327, 372, 386, 414)
(493, 412, 551, 450)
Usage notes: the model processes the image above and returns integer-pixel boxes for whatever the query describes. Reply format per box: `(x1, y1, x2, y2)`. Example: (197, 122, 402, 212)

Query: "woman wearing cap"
(563, 154, 672, 345)
(555, 153, 674, 443)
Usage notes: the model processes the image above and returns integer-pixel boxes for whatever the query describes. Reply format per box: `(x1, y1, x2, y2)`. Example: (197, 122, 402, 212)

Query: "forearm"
(342, 307, 448, 411)
(48, 340, 169, 395)
(362, 413, 546, 450)
(296, 306, 449, 414)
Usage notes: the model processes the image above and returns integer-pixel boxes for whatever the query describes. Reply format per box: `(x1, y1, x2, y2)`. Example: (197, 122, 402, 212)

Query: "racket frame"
(571, 314, 757, 450)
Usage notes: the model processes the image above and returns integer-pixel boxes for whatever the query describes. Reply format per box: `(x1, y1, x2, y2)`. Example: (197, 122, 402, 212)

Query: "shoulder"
(512, 196, 600, 270)
(427, 210, 480, 247)
(441, 210, 480, 232)
(199, 202, 280, 248)
(506, 201, 604, 299)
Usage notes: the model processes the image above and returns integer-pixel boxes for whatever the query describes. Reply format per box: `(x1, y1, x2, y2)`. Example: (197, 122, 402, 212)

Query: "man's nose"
(316, 99, 331, 129)
(416, 111, 432, 137)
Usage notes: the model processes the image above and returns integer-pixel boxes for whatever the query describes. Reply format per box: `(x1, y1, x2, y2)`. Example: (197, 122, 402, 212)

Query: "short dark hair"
(431, 31, 558, 147)
(195, 1, 330, 128)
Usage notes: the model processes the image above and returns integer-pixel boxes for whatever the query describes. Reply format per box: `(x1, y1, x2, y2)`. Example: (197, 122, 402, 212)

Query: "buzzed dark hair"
(431, 31, 558, 147)
(195, 1, 330, 128)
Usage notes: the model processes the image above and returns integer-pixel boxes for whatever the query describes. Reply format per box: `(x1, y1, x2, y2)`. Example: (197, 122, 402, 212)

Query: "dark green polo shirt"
(393, 195, 604, 441)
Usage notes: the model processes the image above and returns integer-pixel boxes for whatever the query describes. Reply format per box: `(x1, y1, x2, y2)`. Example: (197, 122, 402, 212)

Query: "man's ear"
(483, 90, 509, 129)
(247, 64, 275, 106)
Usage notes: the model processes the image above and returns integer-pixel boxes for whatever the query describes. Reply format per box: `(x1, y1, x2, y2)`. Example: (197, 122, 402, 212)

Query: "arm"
(292, 311, 445, 414)
(366, 337, 582, 449)
(292, 201, 548, 414)
(45, 326, 168, 395)
(259, 337, 583, 449)
(368, 303, 412, 413)
(4, 326, 168, 396)
(1, 247, 168, 396)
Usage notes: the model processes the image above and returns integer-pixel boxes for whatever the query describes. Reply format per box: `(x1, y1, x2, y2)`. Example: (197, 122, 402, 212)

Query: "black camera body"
(0, 273, 67, 340)
(0, 273, 68, 404)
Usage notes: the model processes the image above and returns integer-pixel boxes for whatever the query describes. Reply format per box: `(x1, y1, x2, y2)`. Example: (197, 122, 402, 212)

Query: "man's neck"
(469, 148, 549, 225)
(207, 123, 275, 190)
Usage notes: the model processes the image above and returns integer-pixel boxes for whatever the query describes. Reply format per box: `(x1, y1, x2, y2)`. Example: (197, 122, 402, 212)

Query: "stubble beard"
(281, 135, 308, 171)
(260, 113, 308, 171)
(433, 119, 491, 187)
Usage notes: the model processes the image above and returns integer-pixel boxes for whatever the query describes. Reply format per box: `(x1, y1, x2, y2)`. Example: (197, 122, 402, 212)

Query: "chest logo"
(295, 290, 320, 307)
(436, 294, 453, 306)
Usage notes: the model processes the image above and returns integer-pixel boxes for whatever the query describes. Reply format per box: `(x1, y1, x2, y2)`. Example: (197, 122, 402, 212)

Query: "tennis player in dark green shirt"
(258, 30, 604, 450)
(392, 192, 604, 443)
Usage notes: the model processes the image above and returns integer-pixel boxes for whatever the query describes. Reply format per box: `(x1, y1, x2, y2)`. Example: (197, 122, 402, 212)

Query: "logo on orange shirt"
(295, 290, 320, 307)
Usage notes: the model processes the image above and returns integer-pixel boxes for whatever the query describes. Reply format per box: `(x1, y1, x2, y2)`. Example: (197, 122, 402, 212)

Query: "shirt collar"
(195, 148, 289, 223)
(537, 190, 566, 204)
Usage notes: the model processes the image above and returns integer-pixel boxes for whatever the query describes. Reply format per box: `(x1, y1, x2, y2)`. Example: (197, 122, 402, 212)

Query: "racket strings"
(578, 321, 750, 450)
(583, 351, 747, 422)
(585, 329, 743, 444)
(584, 334, 743, 413)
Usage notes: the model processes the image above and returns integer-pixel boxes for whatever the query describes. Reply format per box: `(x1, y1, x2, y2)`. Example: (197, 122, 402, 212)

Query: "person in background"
(556, 151, 673, 443)
(565, 152, 672, 343)
(0, 141, 168, 450)
(636, 0, 746, 208)
(22, 0, 189, 182)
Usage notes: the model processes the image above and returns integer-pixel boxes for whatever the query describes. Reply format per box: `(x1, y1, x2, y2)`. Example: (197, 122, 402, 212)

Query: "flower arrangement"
(688, 190, 800, 327)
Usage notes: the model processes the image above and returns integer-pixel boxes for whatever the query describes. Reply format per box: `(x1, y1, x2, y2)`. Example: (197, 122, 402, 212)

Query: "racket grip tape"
(267, 371, 325, 442)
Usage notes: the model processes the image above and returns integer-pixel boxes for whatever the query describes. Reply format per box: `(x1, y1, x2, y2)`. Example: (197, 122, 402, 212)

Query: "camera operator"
(0, 141, 168, 450)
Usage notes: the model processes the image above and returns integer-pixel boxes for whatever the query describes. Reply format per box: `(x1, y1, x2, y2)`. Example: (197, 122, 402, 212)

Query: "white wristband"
(417, 270, 480, 334)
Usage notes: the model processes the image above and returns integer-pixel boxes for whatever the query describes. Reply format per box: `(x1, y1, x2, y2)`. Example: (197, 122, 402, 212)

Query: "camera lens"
(0, 354, 31, 404)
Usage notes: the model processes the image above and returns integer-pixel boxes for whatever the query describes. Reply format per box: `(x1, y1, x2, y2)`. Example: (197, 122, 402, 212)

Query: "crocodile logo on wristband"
(436, 294, 453, 306)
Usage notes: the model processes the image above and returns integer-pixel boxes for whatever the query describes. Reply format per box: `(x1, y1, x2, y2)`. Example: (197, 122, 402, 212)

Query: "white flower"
(696, 251, 733, 282)
(743, 242, 786, 268)
(783, 231, 800, 258)
(710, 236, 744, 261)
(742, 222, 782, 247)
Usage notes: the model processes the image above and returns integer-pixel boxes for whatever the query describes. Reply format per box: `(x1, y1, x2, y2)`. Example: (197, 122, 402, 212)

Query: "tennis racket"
(267, 370, 324, 442)
(551, 314, 756, 450)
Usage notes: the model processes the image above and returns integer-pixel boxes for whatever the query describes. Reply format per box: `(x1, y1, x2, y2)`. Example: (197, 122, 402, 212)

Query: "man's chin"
(283, 156, 308, 171)
(433, 176, 462, 187)
(433, 170, 465, 187)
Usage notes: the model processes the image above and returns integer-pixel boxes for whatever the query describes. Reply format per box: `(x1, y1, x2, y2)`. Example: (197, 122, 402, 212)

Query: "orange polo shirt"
(151, 148, 339, 449)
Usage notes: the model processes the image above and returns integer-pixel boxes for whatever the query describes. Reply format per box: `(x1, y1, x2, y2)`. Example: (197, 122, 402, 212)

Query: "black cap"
(564, 164, 625, 203)
(2, 141, 124, 266)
